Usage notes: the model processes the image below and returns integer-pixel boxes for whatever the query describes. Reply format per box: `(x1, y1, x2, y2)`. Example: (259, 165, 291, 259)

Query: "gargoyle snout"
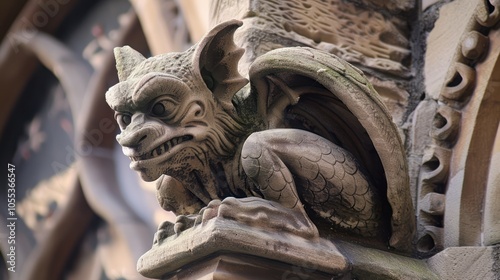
(117, 130, 148, 148)
(116, 114, 153, 150)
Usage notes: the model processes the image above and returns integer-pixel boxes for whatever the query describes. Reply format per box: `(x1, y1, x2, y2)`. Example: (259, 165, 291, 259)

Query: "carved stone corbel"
(104, 15, 422, 277)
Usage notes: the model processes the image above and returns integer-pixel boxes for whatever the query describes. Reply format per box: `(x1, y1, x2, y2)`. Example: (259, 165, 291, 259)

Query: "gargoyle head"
(105, 20, 248, 181)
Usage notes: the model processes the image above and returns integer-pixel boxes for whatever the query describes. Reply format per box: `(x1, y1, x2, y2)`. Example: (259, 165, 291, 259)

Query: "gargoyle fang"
(129, 135, 193, 161)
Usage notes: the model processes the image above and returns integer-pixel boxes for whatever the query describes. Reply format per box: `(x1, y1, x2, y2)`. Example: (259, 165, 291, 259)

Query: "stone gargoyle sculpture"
(105, 20, 414, 252)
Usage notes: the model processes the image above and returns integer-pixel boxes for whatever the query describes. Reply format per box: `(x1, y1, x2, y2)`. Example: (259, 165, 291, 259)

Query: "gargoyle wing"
(248, 47, 414, 251)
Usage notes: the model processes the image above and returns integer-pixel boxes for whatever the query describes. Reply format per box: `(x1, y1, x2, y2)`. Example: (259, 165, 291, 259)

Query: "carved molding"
(419, 0, 500, 251)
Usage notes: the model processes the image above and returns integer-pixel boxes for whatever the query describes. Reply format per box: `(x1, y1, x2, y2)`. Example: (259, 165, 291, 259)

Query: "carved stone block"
(157, 253, 338, 280)
(137, 218, 348, 279)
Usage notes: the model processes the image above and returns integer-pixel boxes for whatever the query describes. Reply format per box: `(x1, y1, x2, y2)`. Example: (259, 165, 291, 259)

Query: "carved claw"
(153, 220, 175, 245)
(153, 214, 201, 245)
(173, 214, 201, 235)
(198, 199, 222, 224)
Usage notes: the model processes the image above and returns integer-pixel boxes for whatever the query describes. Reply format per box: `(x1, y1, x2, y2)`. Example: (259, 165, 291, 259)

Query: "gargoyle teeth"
(131, 135, 193, 161)
(152, 145, 165, 157)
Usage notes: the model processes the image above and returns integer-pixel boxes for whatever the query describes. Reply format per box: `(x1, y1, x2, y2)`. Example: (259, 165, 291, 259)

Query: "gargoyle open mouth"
(130, 135, 193, 161)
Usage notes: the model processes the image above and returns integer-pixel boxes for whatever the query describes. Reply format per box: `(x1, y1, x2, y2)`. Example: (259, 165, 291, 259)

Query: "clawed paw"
(153, 197, 319, 245)
(152, 200, 224, 245)
(153, 214, 199, 245)
(198, 199, 222, 222)
(173, 214, 198, 234)
(153, 220, 174, 245)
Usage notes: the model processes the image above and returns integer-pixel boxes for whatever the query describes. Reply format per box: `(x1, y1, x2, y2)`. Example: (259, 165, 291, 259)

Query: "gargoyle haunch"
(106, 20, 414, 251)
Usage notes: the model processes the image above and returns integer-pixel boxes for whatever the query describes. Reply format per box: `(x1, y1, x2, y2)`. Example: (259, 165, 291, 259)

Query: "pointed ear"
(193, 20, 248, 111)
(114, 46, 146, 82)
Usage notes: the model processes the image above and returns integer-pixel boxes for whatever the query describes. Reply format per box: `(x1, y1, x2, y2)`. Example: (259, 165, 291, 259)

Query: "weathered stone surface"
(211, 0, 411, 77)
(353, 0, 415, 13)
(160, 253, 339, 280)
(426, 246, 500, 279)
(443, 170, 463, 248)
(338, 242, 438, 280)
(407, 100, 438, 205)
(461, 31, 489, 60)
(484, 124, 500, 246)
(422, 0, 442, 11)
(137, 218, 348, 278)
(419, 192, 445, 216)
(369, 77, 409, 126)
(409, 100, 438, 155)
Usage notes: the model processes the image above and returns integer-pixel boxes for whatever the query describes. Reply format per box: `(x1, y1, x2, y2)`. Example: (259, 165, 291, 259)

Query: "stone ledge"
(338, 242, 439, 280)
(137, 217, 348, 278)
(160, 253, 338, 280)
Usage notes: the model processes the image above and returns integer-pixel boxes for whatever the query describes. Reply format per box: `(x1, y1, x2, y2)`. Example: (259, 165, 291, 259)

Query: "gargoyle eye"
(152, 102, 165, 116)
(115, 113, 131, 128)
(151, 99, 176, 118)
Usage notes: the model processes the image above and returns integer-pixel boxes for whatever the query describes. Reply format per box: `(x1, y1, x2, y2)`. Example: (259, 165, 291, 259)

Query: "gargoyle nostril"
(139, 135, 147, 143)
